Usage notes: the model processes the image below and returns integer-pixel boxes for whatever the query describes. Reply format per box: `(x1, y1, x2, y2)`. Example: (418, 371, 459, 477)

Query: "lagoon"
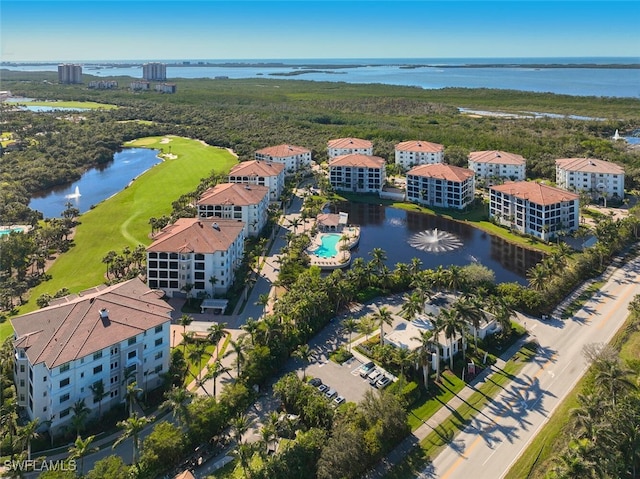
(29, 148, 162, 218)
(329, 202, 542, 284)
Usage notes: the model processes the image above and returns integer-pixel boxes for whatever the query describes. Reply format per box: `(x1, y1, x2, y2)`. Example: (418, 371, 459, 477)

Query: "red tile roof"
(255, 144, 310, 157)
(197, 183, 269, 206)
(395, 140, 444, 153)
(469, 150, 526, 166)
(555, 157, 624, 174)
(229, 160, 285, 177)
(11, 278, 172, 369)
(328, 154, 385, 169)
(327, 137, 373, 149)
(147, 218, 245, 254)
(407, 164, 474, 182)
(491, 181, 579, 206)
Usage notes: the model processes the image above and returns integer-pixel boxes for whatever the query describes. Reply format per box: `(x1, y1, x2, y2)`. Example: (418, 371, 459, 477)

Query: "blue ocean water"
(3, 57, 639, 98)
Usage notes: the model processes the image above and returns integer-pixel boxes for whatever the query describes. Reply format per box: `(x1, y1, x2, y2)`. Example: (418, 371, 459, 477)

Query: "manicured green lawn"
(10, 136, 237, 325)
(19, 100, 118, 110)
(408, 372, 466, 430)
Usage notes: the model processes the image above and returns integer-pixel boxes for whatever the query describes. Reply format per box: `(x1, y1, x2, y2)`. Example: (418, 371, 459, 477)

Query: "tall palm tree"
(371, 306, 394, 346)
(527, 263, 548, 291)
(202, 360, 230, 397)
(400, 292, 424, 321)
(113, 413, 152, 467)
(593, 359, 636, 406)
(187, 343, 209, 385)
(70, 399, 90, 438)
(440, 308, 465, 371)
(412, 329, 436, 389)
(207, 321, 228, 358)
(241, 318, 260, 346)
(359, 316, 375, 341)
(453, 297, 484, 352)
(161, 387, 192, 428)
(125, 381, 142, 417)
(369, 248, 388, 275)
(178, 314, 193, 354)
(341, 317, 359, 352)
(89, 381, 107, 420)
(288, 216, 302, 234)
(224, 335, 249, 378)
(230, 413, 252, 445)
(68, 434, 98, 477)
(294, 344, 314, 380)
(15, 418, 41, 460)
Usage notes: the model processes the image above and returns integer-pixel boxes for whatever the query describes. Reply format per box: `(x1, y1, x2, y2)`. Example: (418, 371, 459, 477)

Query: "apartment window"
(43, 391, 47, 397)
(111, 347, 118, 356)
(155, 351, 163, 360)
(19, 364, 25, 373)
(110, 376, 118, 385)
(43, 376, 47, 382)
(155, 325, 163, 334)
(128, 337, 136, 346)
(60, 363, 70, 373)
(128, 350, 137, 360)
(19, 379, 25, 387)
(155, 338, 163, 347)
(154, 365, 163, 374)
(60, 408, 70, 418)
(93, 351, 103, 361)
(111, 361, 118, 370)
(60, 393, 70, 403)
(59, 378, 70, 388)
(93, 365, 103, 375)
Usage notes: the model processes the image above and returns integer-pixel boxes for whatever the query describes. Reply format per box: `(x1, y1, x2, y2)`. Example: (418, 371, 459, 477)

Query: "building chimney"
(99, 308, 109, 319)
(212, 222, 220, 230)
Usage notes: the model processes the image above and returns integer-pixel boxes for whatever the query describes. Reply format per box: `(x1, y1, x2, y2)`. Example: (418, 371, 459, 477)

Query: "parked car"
(359, 361, 375, 378)
(318, 384, 329, 394)
(376, 376, 392, 389)
(368, 370, 383, 385)
(333, 395, 346, 406)
(308, 377, 322, 387)
(325, 388, 337, 400)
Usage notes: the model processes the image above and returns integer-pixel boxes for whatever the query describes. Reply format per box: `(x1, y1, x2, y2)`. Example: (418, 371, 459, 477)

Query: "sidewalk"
(363, 335, 529, 479)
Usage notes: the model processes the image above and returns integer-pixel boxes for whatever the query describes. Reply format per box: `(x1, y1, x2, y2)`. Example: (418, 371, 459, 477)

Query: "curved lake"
(329, 202, 542, 284)
(29, 148, 161, 218)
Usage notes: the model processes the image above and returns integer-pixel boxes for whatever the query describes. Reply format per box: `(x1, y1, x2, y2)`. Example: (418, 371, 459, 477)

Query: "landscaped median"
(383, 341, 538, 479)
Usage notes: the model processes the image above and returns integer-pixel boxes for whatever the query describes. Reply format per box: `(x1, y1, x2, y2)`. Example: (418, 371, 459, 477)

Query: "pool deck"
(308, 225, 360, 270)
(0, 224, 30, 235)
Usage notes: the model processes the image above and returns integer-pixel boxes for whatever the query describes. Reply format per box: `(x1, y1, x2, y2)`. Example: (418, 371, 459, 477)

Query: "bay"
(4, 57, 639, 98)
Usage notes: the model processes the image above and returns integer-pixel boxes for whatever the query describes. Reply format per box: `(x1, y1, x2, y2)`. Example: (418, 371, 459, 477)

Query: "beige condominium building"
(406, 164, 475, 210)
(555, 157, 625, 201)
(228, 160, 286, 201)
(327, 137, 374, 158)
(394, 140, 444, 169)
(490, 181, 579, 241)
(468, 150, 527, 185)
(328, 154, 386, 193)
(147, 218, 245, 297)
(254, 144, 312, 175)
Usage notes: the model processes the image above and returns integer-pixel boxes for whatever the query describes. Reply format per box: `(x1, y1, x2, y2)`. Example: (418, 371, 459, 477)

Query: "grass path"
(10, 136, 237, 322)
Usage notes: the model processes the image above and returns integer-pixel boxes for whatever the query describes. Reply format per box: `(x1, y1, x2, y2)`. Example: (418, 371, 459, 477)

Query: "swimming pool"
(0, 227, 24, 237)
(312, 233, 342, 258)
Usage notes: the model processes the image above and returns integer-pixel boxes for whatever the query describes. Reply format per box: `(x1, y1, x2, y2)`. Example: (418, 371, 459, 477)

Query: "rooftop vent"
(212, 222, 220, 231)
(99, 308, 109, 319)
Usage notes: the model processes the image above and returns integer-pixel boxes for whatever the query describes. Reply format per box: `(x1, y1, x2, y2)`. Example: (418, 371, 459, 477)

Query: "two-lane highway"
(427, 256, 640, 479)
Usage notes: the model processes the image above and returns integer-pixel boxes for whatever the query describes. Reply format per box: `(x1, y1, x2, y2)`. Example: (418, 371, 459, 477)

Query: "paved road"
(425, 255, 640, 479)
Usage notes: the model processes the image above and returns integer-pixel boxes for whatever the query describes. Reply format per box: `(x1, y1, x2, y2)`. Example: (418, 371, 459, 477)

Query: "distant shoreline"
(3, 61, 640, 70)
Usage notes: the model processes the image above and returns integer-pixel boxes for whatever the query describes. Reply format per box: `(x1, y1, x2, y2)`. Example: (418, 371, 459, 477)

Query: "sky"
(1, 1, 639, 62)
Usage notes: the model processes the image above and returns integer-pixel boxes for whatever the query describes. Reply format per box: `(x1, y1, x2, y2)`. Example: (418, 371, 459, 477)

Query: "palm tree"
(178, 314, 193, 354)
(187, 343, 209, 385)
(593, 359, 635, 406)
(294, 344, 314, 380)
(453, 297, 484, 352)
(68, 434, 98, 477)
(400, 292, 424, 321)
(89, 381, 107, 420)
(288, 216, 302, 234)
(70, 399, 90, 437)
(242, 318, 260, 346)
(101, 250, 117, 279)
(125, 381, 142, 417)
(341, 317, 359, 352)
(161, 387, 192, 428)
(359, 316, 375, 341)
(230, 413, 252, 445)
(527, 263, 548, 291)
(412, 329, 436, 389)
(201, 360, 230, 397)
(371, 306, 394, 346)
(369, 248, 387, 274)
(224, 335, 249, 378)
(15, 418, 41, 460)
(207, 321, 228, 358)
(113, 413, 152, 467)
(440, 308, 465, 371)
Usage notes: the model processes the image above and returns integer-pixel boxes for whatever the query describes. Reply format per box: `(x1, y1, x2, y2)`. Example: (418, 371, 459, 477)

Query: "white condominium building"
(196, 183, 269, 237)
(11, 278, 171, 436)
(57, 64, 82, 84)
(468, 150, 527, 185)
(555, 157, 625, 200)
(142, 62, 167, 81)
(254, 144, 312, 175)
(406, 164, 475, 210)
(490, 181, 579, 241)
(228, 160, 286, 201)
(328, 154, 386, 193)
(327, 138, 373, 158)
(147, 218, 245, 297)
(394, 140, 444, 169)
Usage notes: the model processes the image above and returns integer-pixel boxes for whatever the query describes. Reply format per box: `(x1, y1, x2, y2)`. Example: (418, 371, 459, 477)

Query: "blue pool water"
(0, 227, 24, 236)
(312, 234, 342, 258)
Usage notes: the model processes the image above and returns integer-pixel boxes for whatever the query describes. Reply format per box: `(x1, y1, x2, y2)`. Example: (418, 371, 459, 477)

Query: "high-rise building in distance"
(57, 64, 82, 84)
(142, 62, 167, 81)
